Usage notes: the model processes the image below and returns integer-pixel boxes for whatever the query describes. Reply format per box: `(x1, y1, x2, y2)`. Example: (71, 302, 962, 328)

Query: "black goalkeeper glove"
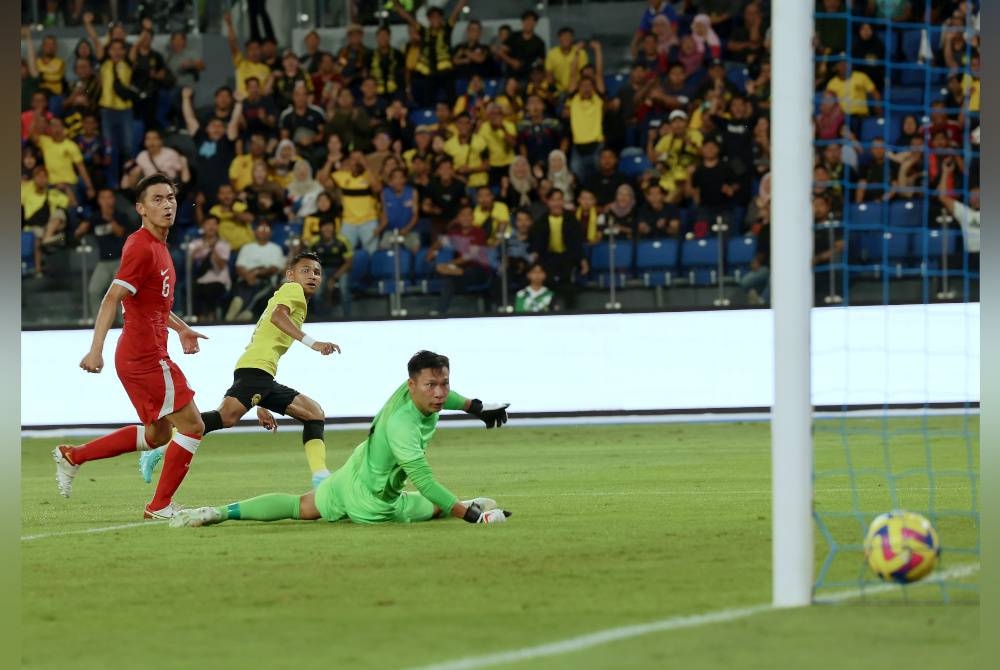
(462, 502, 513, 524)
(467, 399, 510, 429)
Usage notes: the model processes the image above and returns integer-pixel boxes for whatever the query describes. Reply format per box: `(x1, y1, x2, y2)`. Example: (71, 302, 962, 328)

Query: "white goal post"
(770, 0, 815, 607)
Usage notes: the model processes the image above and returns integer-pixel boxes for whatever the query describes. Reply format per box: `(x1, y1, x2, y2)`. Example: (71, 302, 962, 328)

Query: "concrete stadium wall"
(21, 304, 979, 428)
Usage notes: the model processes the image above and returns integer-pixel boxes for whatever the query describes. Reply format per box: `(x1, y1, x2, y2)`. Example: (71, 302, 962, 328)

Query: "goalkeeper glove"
(467, 399, 510, 429)
(463, 502, 512, 524)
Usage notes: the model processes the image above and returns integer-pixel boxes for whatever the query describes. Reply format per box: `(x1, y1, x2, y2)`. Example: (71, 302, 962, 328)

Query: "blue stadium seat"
(619, 148, 651, 178)
(859, 117, 886, 143)
(348, 248, 370, 292)
(911, 228, 961, 263)
(726, 235, 757, 279)
(604, 73, 627, 99)
(589, 240, 632, 288)
(21, 230, 35, 276)
(270, 223, 298, 251)
(857, 230, 910, 264)
(415, 247, 454, 294)
(370, 249, 413, 294)
(890, 87, 925, 106)
(847, 202, 886, 228)
(680, 238, 720, 286)
(453, 78, 469, 96)
(889, 199, 922, 228)
(725, 64, 749, 91)
(483, 78, 501, 98)
(900, 29, 922, 62)
(635, 239, 679, 287)
(408, 108, 436, 128)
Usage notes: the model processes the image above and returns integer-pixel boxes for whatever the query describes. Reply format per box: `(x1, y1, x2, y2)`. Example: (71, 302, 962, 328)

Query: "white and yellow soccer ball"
(863, 510, 940, 583)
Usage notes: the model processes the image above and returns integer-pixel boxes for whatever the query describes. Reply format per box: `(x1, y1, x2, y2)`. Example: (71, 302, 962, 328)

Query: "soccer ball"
(863, 510, 940, 583)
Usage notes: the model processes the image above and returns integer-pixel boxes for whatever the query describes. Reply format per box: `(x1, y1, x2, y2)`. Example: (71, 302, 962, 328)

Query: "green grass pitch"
(21, 420, 980, 669)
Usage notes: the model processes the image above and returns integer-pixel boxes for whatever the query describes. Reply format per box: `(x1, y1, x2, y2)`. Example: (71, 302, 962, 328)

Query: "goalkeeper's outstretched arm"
(444, 391, 510, 428)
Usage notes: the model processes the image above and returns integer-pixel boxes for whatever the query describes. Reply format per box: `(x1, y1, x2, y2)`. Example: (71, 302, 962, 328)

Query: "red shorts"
(117, 358, 196, 425)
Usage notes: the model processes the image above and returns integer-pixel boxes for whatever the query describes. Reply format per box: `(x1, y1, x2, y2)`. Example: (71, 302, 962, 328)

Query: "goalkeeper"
(171, 350, 512, 528)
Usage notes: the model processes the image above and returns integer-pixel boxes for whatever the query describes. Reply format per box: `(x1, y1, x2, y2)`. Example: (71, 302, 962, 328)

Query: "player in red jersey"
(53, 173, 207, 519)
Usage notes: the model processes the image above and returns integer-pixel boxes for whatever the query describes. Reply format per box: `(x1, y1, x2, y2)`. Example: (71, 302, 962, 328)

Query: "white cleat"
(143, 501, 185, 520)
(169, 507, 224, 528)
(52, 446, 80, 498)
(462, 497, 497, 512)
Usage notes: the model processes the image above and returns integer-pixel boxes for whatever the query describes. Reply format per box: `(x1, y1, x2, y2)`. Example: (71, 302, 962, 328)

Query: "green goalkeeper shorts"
(314, 468, 437, 524)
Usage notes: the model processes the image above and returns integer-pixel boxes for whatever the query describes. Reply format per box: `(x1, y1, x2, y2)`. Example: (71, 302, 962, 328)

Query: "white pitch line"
(405, 563, 980, 670)
(21, 486, 971, 539)
(21, 520, 166, 541)
(498, 485, 970, 498)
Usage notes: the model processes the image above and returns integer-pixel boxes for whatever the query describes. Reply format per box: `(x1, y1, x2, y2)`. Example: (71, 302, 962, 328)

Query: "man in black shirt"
(499, 10, 547, 80)
(854, 138, 897, 203)
(240, 76, 278, 141)
(423, 157, 469, 241)
(452, 19, 494, 82)
(309, 219, 354, 318)
(530, 189, 588, 310)
(690, 137, 738, 232)
(708, 94, 756, 207)
(76, 187, 135, 319)
(585, 149, 632, 210)
(182, 86, 240, 206)
(278, 84, 326, 166)
(636, 183, 681, 238)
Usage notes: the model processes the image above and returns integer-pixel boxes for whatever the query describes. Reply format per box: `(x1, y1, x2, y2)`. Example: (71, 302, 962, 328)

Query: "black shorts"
(225, 368, 300, 415)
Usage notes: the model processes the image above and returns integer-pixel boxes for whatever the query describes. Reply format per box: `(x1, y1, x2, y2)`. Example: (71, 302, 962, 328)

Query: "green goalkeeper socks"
(219, 494, 302, 522)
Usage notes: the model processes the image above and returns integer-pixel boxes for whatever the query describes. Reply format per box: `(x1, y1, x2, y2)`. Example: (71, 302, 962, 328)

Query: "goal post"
(770, 0, 815, 608)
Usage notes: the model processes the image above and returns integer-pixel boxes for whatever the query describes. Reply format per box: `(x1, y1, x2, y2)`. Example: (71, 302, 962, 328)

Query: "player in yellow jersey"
(140, 252, 341, 488)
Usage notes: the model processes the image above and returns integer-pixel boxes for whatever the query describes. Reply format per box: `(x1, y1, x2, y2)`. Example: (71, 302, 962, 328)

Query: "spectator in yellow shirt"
(332, 150, 382, 253)
(95, 38, 134, 186)
(564, 76, 605, 185)
(473, 185, 511, 244)
(825, 58, 881, 126)
(30, 116, 95, 203)
(545, 27, 588, 94)
(229, 133, 272, 192)
(477, 104, 518, 187)
(444, 112, 489, 190)
(21, 166, 70, 275)
(207, 183, 256, 251)
(224, 11, 272, 97)
(36, 35, 66, 101)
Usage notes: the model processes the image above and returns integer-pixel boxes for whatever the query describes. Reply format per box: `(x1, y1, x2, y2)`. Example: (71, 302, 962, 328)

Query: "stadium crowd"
(20, 0, 981, 319)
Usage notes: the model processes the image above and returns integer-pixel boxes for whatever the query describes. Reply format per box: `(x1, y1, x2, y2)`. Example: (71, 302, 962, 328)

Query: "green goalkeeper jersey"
(339, 382, 468, 513)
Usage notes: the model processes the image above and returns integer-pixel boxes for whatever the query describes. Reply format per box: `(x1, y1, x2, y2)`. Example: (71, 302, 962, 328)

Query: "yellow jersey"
(37, 135, 83, 186)
(233, 53, 272, 97)
(21, 182, 69, 221)
(961, 74, 980, 112)
(235, 281, 308, 376)
(36, 56, 66, 95)
(567, 93, 604, 145)
(443, 135, 489, 187)
(332, 171, 378, 225)
(99, 60, 132, 110)
(548, 215, 566, 253)
(477, 120, 518, 168)
(825, 72, 876, 116)
(545, 46, 588, 93)
(228, 154, 266, 193)
(473, 202, 511, 239)
(210, 201, 253, 250)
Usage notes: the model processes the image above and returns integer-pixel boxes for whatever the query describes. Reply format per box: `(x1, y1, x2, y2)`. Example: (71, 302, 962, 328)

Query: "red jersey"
(112, 227, 176, 370)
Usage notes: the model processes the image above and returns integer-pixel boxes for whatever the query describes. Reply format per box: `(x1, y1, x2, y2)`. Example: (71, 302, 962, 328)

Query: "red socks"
(148, 432, 201, 511)
(65, 426, 147, 465)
